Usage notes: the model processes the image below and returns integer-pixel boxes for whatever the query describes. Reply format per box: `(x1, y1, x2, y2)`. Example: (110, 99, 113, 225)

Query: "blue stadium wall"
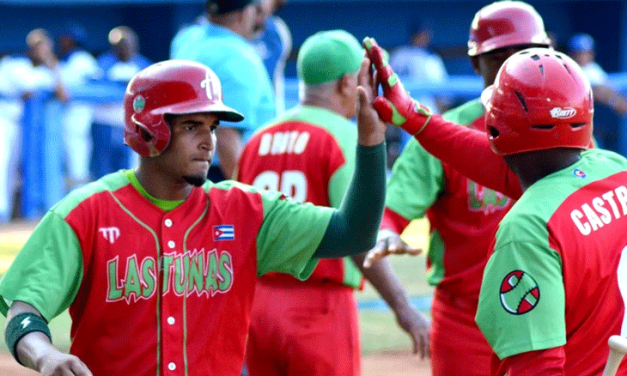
(1, 1, 625, 75)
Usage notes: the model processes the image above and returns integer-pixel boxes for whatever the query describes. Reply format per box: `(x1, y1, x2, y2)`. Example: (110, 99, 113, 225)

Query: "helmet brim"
(157, 100, 245, 123)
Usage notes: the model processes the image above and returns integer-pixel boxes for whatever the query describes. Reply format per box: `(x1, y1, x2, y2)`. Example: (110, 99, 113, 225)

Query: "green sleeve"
(385, 137, 444, 219)
(0, 211, 83, 321)
(328, 146, 355, 208)
(256, 190, 334, 280)
(476, 217, 566, 359)
(315, 143, 386, 258)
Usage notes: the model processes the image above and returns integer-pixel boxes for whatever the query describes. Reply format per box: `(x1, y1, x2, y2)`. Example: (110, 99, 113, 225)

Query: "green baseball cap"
(297, 30, 364, 85)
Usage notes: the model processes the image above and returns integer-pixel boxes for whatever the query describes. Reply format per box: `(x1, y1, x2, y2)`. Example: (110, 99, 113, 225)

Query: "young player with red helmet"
(0, 59, 389, 376)
(370, 2, 551, 374)
(363, 34, 627, 376)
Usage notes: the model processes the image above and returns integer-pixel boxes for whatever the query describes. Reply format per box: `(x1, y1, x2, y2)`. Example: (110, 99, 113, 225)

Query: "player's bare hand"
(363, 232, 422, 268)
(356, 56, 386, 146)
(362, 36, 433, 135)
(394, 304, 431, 359)
(38, 349, 93, 376)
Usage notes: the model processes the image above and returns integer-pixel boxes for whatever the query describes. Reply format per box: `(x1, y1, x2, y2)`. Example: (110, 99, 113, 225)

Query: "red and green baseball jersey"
(383, 99, 513, 297)
(476, 148, 627, 375)
(0, 170, 334, 376)
(236, 105, 362, 288)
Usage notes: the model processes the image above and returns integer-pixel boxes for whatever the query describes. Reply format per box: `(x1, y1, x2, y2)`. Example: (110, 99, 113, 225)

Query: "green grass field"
(0, 219, 433, 356)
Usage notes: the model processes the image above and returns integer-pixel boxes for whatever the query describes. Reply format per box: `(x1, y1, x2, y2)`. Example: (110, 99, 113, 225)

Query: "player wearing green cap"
(237, 30, 429, 376)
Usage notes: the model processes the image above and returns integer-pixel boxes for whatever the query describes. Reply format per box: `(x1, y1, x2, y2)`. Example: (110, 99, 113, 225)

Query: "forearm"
(412, 115, 523, 199)
(314, 142, 386, 258)
(6, 301, 54, 371)
(351, 253, 412, 312)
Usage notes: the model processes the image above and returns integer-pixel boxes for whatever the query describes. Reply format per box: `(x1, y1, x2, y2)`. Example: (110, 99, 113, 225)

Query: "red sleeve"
(379, 207, 411, 234)
(492, 347, 566, 376)
(411, 114, 524, 200)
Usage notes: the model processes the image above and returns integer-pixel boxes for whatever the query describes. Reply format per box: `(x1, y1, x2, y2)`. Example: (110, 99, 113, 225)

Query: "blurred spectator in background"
(252, 0, 292, 115)
(171, 0, 275, 182)
(91, 26, 151, 179)
(56, 22, 100, 190)
(0, 29, 67, 222)
(389, 19, 450, 115)
(569, 33, 627, 152)
(387, 19, 450, 167)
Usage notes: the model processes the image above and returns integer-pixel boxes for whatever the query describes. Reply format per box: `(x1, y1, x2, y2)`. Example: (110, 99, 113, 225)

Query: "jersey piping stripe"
(108, 191, 162, 375)
(182, 200, 209, 375)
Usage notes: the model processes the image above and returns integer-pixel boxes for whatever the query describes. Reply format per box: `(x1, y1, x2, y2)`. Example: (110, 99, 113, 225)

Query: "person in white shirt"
(0, 29, 67, 222)
(56, 22, 101, 190)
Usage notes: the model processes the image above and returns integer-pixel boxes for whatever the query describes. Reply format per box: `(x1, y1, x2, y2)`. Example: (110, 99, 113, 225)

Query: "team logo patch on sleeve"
(213, 225, 235, 241)
(499, 270, 540, 315)
(573, 168, 587, 178)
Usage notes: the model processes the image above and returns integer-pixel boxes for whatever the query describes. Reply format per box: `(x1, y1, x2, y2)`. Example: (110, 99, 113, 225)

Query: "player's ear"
(337, 73, 356, 97)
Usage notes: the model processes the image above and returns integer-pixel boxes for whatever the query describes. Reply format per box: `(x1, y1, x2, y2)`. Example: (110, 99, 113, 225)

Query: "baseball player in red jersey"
(236, 30, 430, 376)
(363, 33, 627, 375)
(369, 2, 550, 375)
(0, 58, 389, 376)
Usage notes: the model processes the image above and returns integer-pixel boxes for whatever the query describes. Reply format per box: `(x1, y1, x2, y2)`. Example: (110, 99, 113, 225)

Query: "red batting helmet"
(482, 48, 593, 155)
(124, 60, 244, 157)
(468, 1, 551, 57)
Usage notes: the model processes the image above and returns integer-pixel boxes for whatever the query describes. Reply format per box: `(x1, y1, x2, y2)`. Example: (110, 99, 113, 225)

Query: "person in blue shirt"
(171, 0, 276, 182)
(92, 26, 152, 179)
(252, 0, 291, 115)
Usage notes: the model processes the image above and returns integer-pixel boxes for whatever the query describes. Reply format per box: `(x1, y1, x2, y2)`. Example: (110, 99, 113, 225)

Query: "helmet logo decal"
(550, 107, 576, 119)
(500, 270, 540, 315)
(201, 72, 219, 101)
(133, 95, 145, 113)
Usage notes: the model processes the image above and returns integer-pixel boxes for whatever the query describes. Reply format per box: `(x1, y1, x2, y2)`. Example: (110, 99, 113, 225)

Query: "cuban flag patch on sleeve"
(213, 225, 235, 241)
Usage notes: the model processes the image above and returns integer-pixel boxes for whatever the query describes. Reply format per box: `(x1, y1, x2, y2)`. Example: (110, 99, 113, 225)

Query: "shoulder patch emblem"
(499, 270, 540, 315)
(573, 168, 587, 178)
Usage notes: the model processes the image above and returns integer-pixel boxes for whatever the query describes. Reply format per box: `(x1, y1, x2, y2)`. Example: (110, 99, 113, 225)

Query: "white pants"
(0, 116, 21, 222)
(63, 102, 93, 188)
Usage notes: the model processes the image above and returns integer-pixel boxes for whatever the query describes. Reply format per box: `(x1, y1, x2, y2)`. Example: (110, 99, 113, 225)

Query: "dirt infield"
(0, 351, 431, 375)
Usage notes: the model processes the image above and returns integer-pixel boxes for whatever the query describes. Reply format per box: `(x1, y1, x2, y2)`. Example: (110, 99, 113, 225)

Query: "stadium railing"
(19, 74, 627, 219)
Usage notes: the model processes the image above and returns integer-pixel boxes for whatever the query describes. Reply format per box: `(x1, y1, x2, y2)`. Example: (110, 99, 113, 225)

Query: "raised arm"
(313, 57, 387, 258)
(364, 37, 523, 200)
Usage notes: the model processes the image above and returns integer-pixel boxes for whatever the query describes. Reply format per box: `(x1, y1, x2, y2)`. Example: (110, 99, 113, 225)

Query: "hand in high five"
(363, 37, 433, 136)
(356, 55, 387, 146)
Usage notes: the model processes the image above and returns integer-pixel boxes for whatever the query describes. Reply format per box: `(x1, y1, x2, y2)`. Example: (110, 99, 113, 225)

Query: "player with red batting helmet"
(363, 15, 627, 376)
(0, 58, 389, 376)
(368, 2, 550, 374)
